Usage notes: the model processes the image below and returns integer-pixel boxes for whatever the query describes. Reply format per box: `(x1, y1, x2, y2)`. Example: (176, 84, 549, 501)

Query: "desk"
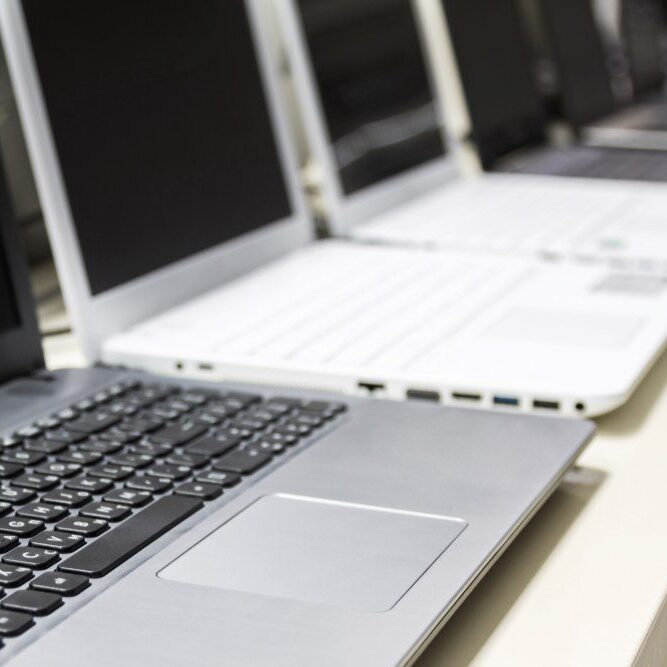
(42, 286, 667, 667)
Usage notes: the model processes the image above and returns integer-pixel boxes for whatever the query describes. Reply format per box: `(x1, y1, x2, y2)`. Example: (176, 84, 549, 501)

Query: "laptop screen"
(296, 0, 446, 196)
(21, 0, 292, 296)
(538, 0, 618, 126)
(621, 0, 665, 96)
(442, 0, 547, 167)
(0, 236, 20, 335)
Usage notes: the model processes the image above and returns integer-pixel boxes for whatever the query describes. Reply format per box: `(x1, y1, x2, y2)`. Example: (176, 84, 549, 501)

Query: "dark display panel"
(22, 0, 292, 295)
(297, 0, 446, 195)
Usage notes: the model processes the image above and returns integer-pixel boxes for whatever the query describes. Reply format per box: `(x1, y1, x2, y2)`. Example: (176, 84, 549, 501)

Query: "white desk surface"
(41, 277, 667, 667)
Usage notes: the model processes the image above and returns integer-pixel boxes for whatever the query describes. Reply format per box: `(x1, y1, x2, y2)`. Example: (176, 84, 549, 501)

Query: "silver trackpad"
(159, 494, 466, 612)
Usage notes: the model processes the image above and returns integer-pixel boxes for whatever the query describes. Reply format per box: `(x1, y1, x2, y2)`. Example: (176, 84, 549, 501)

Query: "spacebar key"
(59, 496, 203, 577)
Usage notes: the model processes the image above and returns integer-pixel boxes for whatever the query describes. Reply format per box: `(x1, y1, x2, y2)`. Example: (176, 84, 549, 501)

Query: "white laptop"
(4, 0, 667, 419)
(272, 0, 667, 271)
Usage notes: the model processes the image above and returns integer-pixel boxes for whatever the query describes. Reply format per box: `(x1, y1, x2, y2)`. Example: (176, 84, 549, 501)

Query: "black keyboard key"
(0, 517, 44, 537)
(131, 438, 174, 457)
(106, 453, 154, 469)
(145, 464, 191, 481)
(67, 413, 121, 434)
(0, 437, 20, 449)
(103, 489, 152, 508)
(252, 440, 286, 455)
(11, 474, 59, 492)
(0, 564, 32, 587)
(42, 490, 91, 508)
(33, 462, 82, 479)
(24, 439, 68, 455)
(0, 610, 33, 636)
(65, 476, 113, 494)
(36, 417, 60, 430)
(214, 450, 272, 475)
(14, 426, 41, 440)
(166, 453, 208, 469)
(302, 400, 347, 415)
(43, 429, 86, 444)
(1, 450, 45, 466)
(194, 471, 241, 487)
(0, 488, 35, 505)
(152, 422, 207, 446)
(2, 589, 62, 616)
(225, 391, 262, 407)
(3, 546, 59, 569)
(98, 430, 141, 444)
(17, 503, 68, 522)
(30, 531, 84, 553)
(118, 419, 162, 435)
(0, 536, 17, 554)
(125, 475, 172, 494)
(57, 450, 102, 466)
(0, 504, 11, 519)
(79, 440, 124, 455)
(87, 465, 134, 481)
(59, 495, 203, 577)
(174, 482, 221, 501)
(56, 516, 108, 537)
(56, 408, 78, 422)
(0, 463, 22, 479)
(31, 572, 89, 596)
(80, 502, 131, 522)
(184, 435, 240, 458)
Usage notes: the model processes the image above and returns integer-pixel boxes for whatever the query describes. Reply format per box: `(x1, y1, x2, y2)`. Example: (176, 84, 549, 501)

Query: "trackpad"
(159, 494, 466, 612)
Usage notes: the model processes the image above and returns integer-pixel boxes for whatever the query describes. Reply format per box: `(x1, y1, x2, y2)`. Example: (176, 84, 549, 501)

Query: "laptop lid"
(0, 154, 43, 383)
(441, 0, 549, 169)
(0, 0, 312, 361)
(620, 0, 666, 97)
(275, 0, 458, 234)
(537, 0, 619, 128)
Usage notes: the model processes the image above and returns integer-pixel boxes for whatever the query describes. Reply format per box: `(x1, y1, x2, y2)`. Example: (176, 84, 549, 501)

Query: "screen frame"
(275, 0, 462, 236)
(0, 155, 44, 384)
(0, 0, 313, 361)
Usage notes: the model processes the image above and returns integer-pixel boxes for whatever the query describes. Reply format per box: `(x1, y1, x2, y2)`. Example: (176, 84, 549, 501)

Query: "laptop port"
(533, 399, 560, 411)
(358, 381, 385, 395)
(406, 389, 441, 403)
(493, 396, 519, 407)
(198, 363, 214, 372)
(575, 402, 586, 413)
(452, 392, 482, 402)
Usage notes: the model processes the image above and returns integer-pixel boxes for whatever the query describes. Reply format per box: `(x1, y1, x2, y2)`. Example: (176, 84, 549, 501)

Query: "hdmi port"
(452, 392, 482, 402)
(358, 381, 386, 394)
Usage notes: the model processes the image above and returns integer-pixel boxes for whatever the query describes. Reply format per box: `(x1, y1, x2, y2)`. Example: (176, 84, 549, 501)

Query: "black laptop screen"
(621, 0, 666, 96)
(442, 0, 547, 167)
(0, 237, 19, 335)
(296, 0, 446, 196)
(538, 0, 618, 126)
(21, 0, 292, 296)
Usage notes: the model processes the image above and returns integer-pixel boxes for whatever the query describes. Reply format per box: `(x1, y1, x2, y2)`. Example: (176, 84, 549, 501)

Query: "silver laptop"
(4, 0, 667, 419)
(438, 0, 667, 181)
(0, 145, 594, 665)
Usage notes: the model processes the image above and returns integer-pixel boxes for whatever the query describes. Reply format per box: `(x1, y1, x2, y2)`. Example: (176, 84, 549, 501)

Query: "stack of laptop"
(0, 4, 597, 662)
(4, 0, 667, 420)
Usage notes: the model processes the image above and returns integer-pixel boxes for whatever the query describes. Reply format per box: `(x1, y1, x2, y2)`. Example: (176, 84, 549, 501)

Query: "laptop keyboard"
(0, 379, 346, 646)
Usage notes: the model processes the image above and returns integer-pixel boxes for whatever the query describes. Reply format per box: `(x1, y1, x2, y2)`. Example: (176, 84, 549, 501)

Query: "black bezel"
(0, 155, 44, 384)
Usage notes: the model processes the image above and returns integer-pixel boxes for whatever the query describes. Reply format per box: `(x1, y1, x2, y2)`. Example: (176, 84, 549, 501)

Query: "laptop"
(0, 140, 598, 664)
(440, 0, 667, 182)
(275, 0, 667, 270)
(4, 0, 667, 419)
(574, 0, 667, 150)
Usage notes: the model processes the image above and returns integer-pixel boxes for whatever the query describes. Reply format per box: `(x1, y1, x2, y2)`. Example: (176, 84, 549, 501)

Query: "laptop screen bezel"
(0, 0, 313, 361)
(0, 156, 44, 384)
(276, 0, 462, 236)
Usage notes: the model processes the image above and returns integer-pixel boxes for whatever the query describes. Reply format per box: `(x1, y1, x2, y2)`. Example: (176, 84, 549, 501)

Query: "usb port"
(452, 392, 482, 402)
(493, 396, 519, 407)
(198, 363, 214, 372)
(533, 399, 560, 411)
(406, 389, 441, 403)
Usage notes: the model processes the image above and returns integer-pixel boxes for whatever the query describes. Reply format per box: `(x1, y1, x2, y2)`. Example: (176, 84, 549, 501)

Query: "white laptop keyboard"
(355, 175, 667, 270)
(114, 243, 532, 374)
